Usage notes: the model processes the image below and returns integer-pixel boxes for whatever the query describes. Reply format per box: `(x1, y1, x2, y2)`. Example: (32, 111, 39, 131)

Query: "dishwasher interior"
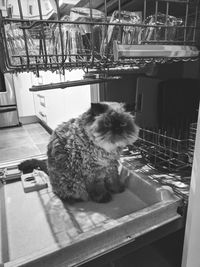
(95, 64, 200, 203)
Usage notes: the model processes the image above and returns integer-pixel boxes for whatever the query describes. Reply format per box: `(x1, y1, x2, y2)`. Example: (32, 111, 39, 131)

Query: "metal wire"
(132, 126, 196, 173)
(0, 0, 199, 73)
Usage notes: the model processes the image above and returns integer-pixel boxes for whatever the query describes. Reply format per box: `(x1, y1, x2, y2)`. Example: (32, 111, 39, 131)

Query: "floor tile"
(0, 145, 40, 163)
(28, 133, 50, 145)
(0, 123, 50, 163)
(36, 143, 48, 154)
(0, 136, 34, 150)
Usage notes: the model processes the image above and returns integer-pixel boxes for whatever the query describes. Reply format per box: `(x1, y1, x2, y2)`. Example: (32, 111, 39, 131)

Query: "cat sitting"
(19, 102, 139, 203)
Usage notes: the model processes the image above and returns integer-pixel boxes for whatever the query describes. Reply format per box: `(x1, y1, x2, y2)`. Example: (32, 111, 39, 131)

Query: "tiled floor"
(0, 123, 50, 163)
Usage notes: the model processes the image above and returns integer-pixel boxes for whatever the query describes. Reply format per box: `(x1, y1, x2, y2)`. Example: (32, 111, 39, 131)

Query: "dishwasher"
(0, 0, 199, 266)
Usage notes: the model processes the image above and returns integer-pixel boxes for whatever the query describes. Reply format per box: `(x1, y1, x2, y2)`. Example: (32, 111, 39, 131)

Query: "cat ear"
(90, 103, 108, 115)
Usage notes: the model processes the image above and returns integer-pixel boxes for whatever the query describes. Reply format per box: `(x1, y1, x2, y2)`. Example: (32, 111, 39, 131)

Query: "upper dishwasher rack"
(0, 0, 199, 73)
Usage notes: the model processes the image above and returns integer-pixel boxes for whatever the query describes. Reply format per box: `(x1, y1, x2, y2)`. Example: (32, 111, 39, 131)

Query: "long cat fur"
(19, 102, 139, 203)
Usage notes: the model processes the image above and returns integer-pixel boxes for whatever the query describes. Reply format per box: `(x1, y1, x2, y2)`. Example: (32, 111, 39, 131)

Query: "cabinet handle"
(37, 94, 46, 107)
(37, 94, 45, 99)
(40, 101, 46, 108)
(39, 111, 46, 118)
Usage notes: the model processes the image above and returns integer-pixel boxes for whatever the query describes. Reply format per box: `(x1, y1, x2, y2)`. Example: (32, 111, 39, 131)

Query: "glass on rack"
(48, 8, 106, 64)
(48, 15, 86, 63)
(139, 13, 183, 44)
(101, 10, 142, 59)
(5, 23, 37, 66)
(70, 7, 105, 61)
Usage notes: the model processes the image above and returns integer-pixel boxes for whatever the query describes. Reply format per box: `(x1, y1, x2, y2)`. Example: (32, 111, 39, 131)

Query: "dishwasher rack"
(132, 123, 197, 173)
(0, 0, 200, 74)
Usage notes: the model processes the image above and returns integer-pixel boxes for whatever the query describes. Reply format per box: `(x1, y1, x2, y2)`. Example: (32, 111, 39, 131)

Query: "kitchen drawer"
(33, 92, 47, 121)
(37, 93, 46, 108)
(62, 85, 91, 122)
(37, 109, 47, 124)
(33, 89, 65, 130)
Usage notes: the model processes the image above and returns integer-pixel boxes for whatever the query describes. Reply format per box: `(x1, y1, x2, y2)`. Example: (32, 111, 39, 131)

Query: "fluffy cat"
(19, 102, 139, 203)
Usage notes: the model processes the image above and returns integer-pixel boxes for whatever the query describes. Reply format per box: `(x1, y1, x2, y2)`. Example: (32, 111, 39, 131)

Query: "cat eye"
(120, 122, 127, 127)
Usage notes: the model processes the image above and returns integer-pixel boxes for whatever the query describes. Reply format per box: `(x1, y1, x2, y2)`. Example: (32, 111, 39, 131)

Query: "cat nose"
(114, 126, 123, 132)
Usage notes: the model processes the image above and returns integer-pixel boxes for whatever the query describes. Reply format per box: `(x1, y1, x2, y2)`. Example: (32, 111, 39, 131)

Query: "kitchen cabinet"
(62, 85, 91, 122)
(61, 69, 91, 122)
(32, 71, 63, 130)
(33, 71, 63, 129)
(33, 70, 91, 130)
(33, 89, 64, 130)
(13, 72, 36, 123)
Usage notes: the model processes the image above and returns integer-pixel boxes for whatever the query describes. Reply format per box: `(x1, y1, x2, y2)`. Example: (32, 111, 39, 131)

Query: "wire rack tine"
(134, 127, 194, 172)
(0, 0, 199, 73)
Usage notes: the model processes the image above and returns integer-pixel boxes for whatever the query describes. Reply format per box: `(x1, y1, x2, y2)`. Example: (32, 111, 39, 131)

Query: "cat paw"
(115, 183, 125, 193)
(89, 191, 112, 203)
(105, 181, 125, 194)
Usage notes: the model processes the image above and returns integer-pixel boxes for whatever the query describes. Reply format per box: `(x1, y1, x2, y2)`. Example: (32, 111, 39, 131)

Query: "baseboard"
(19, 116, 39, 125)
(39, 120, 53, 134)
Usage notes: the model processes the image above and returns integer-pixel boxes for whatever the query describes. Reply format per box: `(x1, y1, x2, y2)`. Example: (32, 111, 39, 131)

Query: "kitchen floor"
(0, 123, 50, 164)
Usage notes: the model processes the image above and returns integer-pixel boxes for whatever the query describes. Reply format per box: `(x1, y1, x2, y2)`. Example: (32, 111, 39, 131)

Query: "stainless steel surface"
(0, 73, 19, 128)
(0, 164, 182, 266)
(0, 73, 16, 106)
(0, 108, 19, 128)
(113, 43, 199, 61)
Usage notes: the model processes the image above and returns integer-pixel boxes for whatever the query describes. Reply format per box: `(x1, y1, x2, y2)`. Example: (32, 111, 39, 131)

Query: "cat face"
(85, 102, 139, 152)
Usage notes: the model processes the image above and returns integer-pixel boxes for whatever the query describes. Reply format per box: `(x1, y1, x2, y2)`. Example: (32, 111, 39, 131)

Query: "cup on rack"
(70, 7, 105, 60)
(101, 10, 142, 59)
(139, 13, 183, 44)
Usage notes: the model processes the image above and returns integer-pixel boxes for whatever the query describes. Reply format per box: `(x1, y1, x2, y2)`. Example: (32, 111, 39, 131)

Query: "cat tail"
(18, 159, 48, 174)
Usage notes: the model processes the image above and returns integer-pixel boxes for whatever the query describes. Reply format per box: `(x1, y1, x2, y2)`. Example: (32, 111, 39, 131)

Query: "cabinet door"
(33, 70, 91, 130)
(13, 73, 35, 117)
(33, 92, 47, 123)
(45, 89, 65, 130)
(33, 90, 64, 130)
(62, 85, 91, 122)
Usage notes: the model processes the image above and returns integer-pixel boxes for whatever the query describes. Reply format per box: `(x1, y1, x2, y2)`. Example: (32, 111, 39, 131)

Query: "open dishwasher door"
(0, 159, 185, 267)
